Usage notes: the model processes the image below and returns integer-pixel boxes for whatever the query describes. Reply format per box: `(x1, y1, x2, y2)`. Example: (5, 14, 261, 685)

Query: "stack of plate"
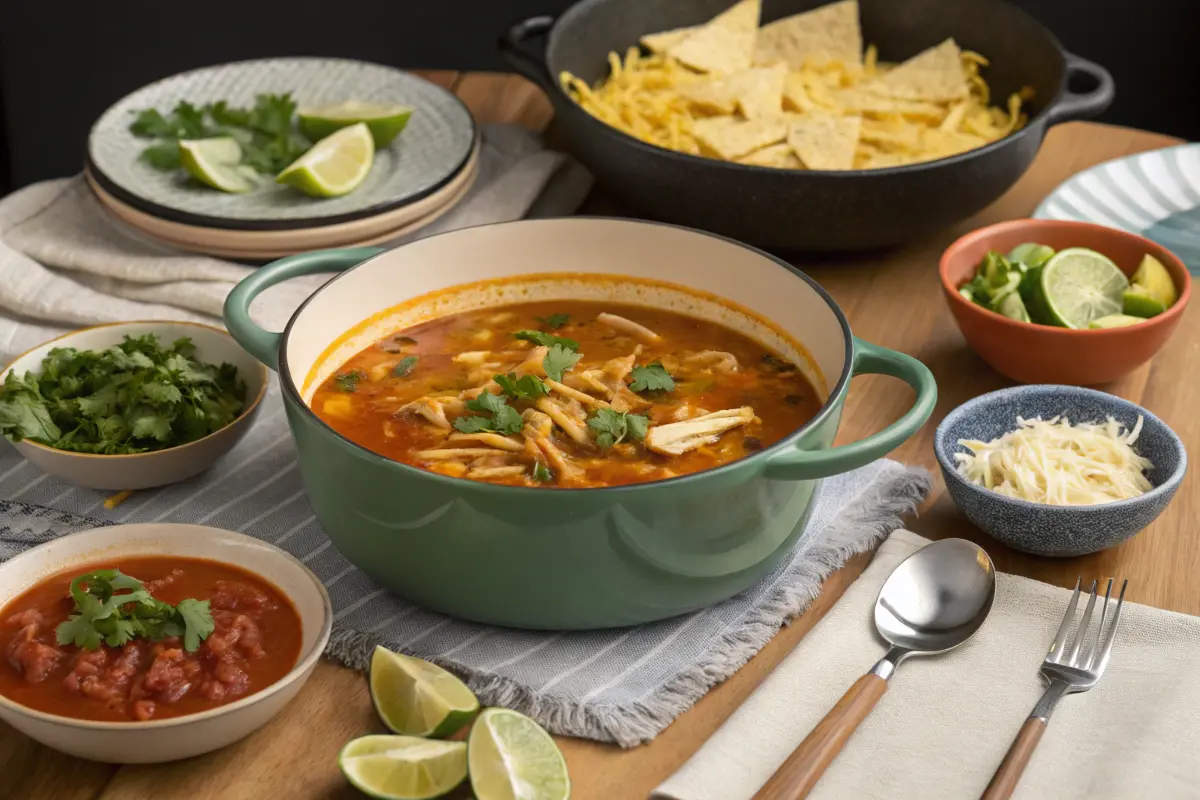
(85, 58, 478, 260)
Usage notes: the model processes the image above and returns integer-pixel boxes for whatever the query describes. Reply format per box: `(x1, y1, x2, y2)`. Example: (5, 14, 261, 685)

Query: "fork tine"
(1067, 580, 1099, 666)
(1091, 579, 1128, 675)
(1086, 579, 1114, 671)
(1048, 578, 1082, 663)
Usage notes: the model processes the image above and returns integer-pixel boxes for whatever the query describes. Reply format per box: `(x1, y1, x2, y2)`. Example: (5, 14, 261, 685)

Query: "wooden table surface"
(3, 71, 1192, 800)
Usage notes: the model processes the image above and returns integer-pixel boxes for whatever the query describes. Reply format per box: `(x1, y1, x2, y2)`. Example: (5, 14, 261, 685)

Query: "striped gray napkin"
(0, 379, 929, 746)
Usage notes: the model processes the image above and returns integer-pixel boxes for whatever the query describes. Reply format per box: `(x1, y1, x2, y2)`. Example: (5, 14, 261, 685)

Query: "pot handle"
(498, 15, 556, 91)
(764, 339, 937, 481)
(1045, 52, 1115, 126)
(223, 247, 384, 370)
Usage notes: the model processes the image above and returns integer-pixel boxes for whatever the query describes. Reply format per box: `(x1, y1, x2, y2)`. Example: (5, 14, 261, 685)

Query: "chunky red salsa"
(0, 557, 303, 722)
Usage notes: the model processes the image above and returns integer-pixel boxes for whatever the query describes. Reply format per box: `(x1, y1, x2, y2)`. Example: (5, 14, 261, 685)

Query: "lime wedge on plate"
(1130, 253, 1178, 307)
(369, 646, 478, 738)
(1038, 247, 1128, 329)
(1122, 286, 1167, 318)
(276, 122, 374, 197)
(299, 101, 414, 147)
(179, 137, 255, 193)
(1089, 314, 1145, 329)
(468, 708, 570, 800)
(339, 735, 467, 800)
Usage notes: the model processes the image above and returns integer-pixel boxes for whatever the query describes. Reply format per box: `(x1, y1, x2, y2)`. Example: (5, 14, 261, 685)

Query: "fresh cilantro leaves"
(54, 569, 215, 653)
(513, 330, 580, 350)
(494, 372, 549, 400)
(0, 334, 246, 455)
(335, 370, 365, 392)
(629, 362, 675, 393)
(452, 392, 524, 435)
(588, 408, 650, 448)
(543, 345, 582, 382)
(391, 356, 418, 378)
(532, 462, 553, 482)
(536, 313, 571, 330)
(130, 93, 312, 176)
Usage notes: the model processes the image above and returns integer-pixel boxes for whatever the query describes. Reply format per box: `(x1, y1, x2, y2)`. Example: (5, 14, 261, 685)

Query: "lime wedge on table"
(469, 708, 570, 800)
(1090, 314, 1145, 329)
(370, 646, 478, 738)
(339, 735, 467, 800)
(276, 122, 374, 197)
(178, 137, 255, 193)
(299, 101, 414, 147)
(1038, 247, 1128, 329)
(1130, 253, 1178, 307)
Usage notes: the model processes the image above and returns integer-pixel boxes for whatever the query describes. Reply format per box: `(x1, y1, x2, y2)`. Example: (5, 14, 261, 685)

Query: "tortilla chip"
(693, 115, 788, 160)
(668, 0, 760, 75)
(833, 88, 946, 121)
(786, 113, 861, 170)
(640, 26, 699, 54)
(680, 64, 786, 119)
(737, 142, 803, 168)
(754, 0, 862, 69)
(782, 71, 814, 112)
(921, 128, 988, 158)
(863, 38, 969, 102)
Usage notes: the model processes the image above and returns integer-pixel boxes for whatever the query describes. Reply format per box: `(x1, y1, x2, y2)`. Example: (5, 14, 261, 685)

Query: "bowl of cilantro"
(0, 321, 268, 490)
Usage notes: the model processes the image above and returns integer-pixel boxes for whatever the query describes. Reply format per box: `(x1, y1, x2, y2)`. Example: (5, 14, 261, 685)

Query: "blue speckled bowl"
(935, 385, 1187, 557)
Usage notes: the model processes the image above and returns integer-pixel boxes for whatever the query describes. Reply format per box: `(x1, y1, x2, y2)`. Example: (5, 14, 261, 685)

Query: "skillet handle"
(1045, 52, 1115, 125)
(223, 247, 384, 370)
(498, 15, 557, 91)
(763, 340, 936, 481)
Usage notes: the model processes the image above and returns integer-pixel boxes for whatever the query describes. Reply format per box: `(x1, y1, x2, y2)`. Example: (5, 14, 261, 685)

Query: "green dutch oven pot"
(224, 219, 935, 630)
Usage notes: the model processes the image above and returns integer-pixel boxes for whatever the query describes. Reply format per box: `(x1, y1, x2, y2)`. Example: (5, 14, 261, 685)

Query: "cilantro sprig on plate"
(130, 93, 312, 175)
(55, 569, 215, 653)
(0, 334, 246, 455)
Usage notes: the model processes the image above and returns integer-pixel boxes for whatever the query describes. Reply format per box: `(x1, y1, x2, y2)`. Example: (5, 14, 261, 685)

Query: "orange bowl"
(940, 219, 1191, 385)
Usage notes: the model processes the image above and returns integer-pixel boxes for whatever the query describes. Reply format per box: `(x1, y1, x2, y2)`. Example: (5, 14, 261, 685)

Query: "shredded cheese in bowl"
(954, 415, 1154, 506)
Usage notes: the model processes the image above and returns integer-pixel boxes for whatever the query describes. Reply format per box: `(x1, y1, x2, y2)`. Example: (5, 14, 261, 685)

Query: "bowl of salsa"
(0, 523, 332, 763)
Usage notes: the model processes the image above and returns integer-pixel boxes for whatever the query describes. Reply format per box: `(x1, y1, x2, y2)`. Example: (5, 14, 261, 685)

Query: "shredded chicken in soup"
(311, 302, 822, 487)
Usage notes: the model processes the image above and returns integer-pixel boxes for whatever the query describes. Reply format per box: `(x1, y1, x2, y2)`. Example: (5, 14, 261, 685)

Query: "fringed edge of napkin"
(326, 464, 932, 747)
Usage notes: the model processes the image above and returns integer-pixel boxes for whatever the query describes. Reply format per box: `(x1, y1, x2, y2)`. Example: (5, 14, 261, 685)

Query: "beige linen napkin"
(655, 530, 1200, 800)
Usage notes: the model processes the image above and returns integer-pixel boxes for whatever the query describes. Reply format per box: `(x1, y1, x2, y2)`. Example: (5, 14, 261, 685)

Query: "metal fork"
(980, 578, 1128, 800)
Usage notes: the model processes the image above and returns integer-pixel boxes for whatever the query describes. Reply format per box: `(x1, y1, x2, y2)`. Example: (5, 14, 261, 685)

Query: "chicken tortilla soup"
(311, 300, 823, 487)
(0, 557, 302, 722)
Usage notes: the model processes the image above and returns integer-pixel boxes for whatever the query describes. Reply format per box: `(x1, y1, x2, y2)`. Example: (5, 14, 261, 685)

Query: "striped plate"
(1034, 143, 1200, 274)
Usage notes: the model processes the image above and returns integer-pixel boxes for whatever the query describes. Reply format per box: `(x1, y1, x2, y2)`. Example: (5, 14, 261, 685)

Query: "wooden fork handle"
(980, 717, 1046, 800)
(752, 673, 888, 800)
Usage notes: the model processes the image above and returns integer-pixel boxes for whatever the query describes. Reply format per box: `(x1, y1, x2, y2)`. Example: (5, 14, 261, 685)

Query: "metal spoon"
(753, 538, 997, 800)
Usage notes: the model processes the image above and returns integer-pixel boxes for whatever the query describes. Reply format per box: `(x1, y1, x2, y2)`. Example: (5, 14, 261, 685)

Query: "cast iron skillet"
(499, 0, 1114, 252)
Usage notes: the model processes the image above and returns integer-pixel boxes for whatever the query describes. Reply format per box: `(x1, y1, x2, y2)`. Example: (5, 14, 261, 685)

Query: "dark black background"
(0, 0, 1195, 193)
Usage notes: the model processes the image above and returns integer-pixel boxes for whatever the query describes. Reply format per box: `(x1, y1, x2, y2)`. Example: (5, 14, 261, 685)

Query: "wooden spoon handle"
(752, 673, 888, 800)
(980, 717, 1046, 800)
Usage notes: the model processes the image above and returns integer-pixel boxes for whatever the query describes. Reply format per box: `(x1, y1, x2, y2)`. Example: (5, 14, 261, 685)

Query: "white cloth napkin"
(655, 530, 1200, 800)
(0, 124, 592, 358)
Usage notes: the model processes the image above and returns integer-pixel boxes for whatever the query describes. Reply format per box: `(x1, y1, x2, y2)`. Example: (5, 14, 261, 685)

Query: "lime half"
(369, 646, 478, 738)
(468, 708, 570, 800)
(299, 101, 414, 147)
(276, 122, 374, 197)
(178, 137, 255, 193)
(1039, 247, 1128, 329)
(340, 735, 467, 800)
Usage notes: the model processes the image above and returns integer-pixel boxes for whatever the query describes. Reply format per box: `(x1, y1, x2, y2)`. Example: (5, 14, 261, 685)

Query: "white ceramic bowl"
(0, 523, 333, 763)
(1, 321, 269, 490)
